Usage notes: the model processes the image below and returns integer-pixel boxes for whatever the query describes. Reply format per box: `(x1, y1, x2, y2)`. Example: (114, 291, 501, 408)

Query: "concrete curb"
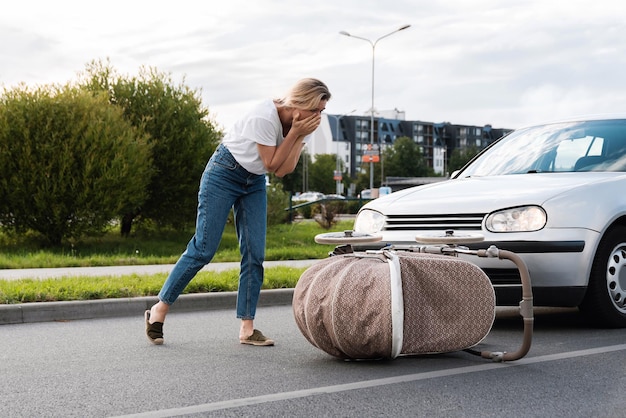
(0, 288, 294, 325)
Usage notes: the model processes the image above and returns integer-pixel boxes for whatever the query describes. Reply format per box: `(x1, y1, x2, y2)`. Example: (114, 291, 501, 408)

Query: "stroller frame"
(318, 230, 534, 362)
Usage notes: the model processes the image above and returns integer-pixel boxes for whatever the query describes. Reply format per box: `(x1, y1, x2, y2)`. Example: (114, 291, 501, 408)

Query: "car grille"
(383, 213, 485, 231)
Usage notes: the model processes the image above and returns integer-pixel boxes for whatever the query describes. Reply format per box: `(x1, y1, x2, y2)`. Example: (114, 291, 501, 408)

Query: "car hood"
(365, 173, 624, 214)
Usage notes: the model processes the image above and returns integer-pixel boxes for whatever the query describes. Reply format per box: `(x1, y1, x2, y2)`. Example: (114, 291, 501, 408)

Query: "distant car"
(325, 194, 346, 200)
(359, 189, 374, 199)
(378, 186, 392, 196)
(292, 192, 325, 202)
(353, 116, 626, 327)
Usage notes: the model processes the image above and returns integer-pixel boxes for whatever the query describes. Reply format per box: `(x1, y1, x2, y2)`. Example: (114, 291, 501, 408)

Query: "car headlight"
(354, 209, 385, 235)
(485, 205, 547, 232)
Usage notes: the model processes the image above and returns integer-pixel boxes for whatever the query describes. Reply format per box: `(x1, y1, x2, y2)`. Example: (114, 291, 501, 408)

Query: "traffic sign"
(363, 154, 380, 163)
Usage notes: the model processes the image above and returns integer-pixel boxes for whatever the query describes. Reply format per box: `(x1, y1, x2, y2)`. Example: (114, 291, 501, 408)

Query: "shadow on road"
(493, 306, 595, 330)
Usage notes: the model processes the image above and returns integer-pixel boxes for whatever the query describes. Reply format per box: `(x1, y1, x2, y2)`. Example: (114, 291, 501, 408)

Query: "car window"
(458, 119, 626, 177)
(553, 135, 604, 171)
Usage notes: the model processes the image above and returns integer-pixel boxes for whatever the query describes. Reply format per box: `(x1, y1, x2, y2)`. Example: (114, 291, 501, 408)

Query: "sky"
(2, 0, 626, 132)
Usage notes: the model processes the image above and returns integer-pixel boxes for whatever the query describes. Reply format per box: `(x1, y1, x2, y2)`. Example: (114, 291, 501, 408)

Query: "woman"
(145, 78, 331, 346)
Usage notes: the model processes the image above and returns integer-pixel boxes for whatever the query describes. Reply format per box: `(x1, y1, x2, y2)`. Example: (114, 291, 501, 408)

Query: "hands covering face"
(291, 111, 321, 137)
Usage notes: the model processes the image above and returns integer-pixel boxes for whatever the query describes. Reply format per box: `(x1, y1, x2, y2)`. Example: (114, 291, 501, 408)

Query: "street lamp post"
(328, 110, 356, 195)
(340, 24, 410, 191)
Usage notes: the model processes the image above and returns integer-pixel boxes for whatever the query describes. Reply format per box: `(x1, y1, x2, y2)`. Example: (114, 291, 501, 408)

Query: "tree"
(384, 136, 431, 177)
(353, 161, 382, 195)
(266, 182, 290, 225)
(78, 60, 222, 235)
(448, 145, 481, 173)
(278, 151, 311, 195)
(0, 84, 152, 245)
(308, 154, 340, 194)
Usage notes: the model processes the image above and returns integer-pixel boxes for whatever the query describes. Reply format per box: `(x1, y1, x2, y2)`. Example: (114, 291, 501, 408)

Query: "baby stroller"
(293, 230, 533, 362)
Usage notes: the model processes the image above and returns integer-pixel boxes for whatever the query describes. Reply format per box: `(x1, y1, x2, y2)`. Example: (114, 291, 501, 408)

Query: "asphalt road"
(2, 303, 625, 417)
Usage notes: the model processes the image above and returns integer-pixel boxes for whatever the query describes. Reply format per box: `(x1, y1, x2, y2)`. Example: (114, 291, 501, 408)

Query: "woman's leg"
(233, 174, 267, 339)
(149, 145, 240, 324)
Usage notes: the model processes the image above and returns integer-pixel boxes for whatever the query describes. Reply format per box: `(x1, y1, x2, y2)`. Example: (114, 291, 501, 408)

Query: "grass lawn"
(0, 220, 352, 269)
(0, 220, 353, 303)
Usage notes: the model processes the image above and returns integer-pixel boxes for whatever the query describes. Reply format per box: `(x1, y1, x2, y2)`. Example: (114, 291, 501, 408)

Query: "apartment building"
(305, 112, 512, 179)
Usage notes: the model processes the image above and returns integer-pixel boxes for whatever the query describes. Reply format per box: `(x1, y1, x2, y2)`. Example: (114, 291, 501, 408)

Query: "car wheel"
(580, 225, 626, 328)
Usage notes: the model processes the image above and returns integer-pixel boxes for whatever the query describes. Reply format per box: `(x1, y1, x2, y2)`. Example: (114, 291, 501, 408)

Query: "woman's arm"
(258, 111, 320, 177)
(258, 138, 304, 178)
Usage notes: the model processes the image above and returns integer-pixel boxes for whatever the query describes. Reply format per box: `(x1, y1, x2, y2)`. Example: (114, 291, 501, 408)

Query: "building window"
(357, 119, 370, 130)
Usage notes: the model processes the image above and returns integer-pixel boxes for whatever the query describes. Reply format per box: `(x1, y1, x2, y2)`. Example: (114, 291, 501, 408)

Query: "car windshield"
(459, 119, 626, 177)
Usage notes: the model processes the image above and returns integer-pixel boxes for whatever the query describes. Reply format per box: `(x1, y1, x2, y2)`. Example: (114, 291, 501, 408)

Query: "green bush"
(315, 201, 345, 229)
(293, 202, 318, 219)
(344, 199, 367, 214)
(79, 60, 222, 234)
(0, 85, 153, 245)
(266, 182, 291, 225)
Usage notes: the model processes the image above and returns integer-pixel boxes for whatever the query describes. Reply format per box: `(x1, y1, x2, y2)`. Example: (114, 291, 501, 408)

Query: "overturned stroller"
(292, 230, 533, 362)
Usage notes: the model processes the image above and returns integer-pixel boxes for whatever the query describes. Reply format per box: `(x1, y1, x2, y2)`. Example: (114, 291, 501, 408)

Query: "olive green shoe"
(145, 310, 164, 345)
(240, 329, 274, 346)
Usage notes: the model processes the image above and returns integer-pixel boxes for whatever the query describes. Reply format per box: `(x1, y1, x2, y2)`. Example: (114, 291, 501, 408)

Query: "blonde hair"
(278, 78, 331, 110)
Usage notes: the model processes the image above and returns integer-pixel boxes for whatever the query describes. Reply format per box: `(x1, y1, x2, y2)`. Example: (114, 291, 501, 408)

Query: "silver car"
(353, 116, 626, 327)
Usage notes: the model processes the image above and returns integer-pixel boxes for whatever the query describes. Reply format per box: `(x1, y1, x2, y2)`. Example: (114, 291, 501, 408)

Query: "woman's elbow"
(274, 164, 297, 178)
(273, 167, 290, 178)
(263, 160, 281, 174)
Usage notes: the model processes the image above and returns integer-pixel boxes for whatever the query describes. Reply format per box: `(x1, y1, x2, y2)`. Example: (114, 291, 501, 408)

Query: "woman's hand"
(291, 111, 321, 137)
(259, 108, 322, 177)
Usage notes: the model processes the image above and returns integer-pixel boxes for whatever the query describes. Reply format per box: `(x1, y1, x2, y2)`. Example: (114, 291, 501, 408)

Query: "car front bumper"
(351, 227, 601, 306)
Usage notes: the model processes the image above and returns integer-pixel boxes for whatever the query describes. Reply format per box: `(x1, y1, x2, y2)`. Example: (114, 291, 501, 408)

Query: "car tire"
(580, 225, 626, 328)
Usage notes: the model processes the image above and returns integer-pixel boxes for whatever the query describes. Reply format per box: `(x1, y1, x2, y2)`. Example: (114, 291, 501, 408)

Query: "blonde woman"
(146, 78, 331, 346)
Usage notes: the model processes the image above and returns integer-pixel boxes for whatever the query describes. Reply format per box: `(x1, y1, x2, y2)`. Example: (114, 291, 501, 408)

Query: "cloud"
(2, 0, 626, 131)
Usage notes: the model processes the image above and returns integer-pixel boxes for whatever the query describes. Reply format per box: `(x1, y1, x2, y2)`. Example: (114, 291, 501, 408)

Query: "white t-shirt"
(221, 99, 310, 175)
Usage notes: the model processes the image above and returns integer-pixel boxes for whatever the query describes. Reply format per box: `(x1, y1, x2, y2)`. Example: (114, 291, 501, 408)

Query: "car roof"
(516, 114, 626, 130)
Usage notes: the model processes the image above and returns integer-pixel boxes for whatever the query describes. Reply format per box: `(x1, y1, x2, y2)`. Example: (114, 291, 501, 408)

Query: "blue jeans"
(158, 144, 267, 319)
